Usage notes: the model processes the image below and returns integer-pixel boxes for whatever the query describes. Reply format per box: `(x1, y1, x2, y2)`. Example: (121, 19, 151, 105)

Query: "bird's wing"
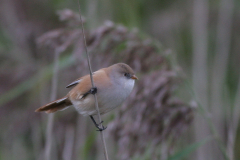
(65, 70, 102, 88)
(66, 78, 82, 88)
(67, 69, 110, 100)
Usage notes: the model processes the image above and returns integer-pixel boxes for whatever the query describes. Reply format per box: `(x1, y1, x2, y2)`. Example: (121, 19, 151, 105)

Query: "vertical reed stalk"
(44, 50, 60, 160)
(192, 0, 210, 159)
(63, 126, 75, 160)
(77, 1, 109, 160)
(211, 0, 234, 159)
(230, 76, 240, 160)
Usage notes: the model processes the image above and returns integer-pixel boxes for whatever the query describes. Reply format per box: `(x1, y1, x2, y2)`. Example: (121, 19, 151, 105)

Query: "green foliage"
(80, 131, 97, 160)
(168, 137, 211, 160)
(0, 55, 74, 106)
(132, 147, 152, 160)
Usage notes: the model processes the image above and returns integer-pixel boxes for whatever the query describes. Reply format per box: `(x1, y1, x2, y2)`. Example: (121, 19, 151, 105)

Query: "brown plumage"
(35, 96, 72, 113)
(35, 63, 137, 116)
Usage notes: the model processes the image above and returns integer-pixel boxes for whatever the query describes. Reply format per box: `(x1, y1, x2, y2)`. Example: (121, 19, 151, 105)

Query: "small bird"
(35, 63, 138, 131)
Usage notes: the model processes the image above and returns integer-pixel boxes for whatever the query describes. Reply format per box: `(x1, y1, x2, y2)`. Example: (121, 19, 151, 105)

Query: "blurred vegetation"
(0, 0, 239, 160)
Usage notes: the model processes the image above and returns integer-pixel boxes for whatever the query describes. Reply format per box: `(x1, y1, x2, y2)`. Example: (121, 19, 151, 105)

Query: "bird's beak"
(131, 75, 138, 80)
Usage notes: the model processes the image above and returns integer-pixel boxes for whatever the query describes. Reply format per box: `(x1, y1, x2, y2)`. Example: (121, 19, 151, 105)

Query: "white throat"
(115, 77, 135, 96)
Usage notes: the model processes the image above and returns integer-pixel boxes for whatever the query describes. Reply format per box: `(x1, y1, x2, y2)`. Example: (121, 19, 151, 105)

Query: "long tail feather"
(35, 96, 72, 113)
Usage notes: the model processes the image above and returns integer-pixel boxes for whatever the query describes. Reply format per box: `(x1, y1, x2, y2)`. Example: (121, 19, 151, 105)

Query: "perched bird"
(35, 63, 138, 131)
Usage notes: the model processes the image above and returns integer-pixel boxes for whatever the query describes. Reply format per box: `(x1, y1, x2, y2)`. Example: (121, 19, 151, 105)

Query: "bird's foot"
(95, 121, 107, 131)
(96, 125, 107, 131)
(90, 87, 97, 94)
(90, 115, 106, 131)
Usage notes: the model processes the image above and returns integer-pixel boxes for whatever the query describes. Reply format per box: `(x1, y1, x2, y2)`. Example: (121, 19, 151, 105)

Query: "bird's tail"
(35, 96, 72, 113)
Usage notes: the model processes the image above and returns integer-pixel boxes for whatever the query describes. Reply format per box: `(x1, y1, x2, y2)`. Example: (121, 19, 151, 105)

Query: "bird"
(35, 63, 138, 131)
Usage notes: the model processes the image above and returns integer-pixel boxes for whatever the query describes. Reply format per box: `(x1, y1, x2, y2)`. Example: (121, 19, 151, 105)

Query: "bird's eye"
(124, 73, 130, 78)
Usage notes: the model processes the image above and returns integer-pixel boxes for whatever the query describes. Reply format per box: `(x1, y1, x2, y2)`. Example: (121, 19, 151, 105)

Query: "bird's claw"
(96, 121, 107, 131)
(98, 121, 104, 125)
(90, 87, 97, 94)
(89, 115, 106, 131)
(96, 125, 107, 131)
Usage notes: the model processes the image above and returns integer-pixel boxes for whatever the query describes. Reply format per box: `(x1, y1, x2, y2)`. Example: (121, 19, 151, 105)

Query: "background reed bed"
(0, 0, 239, 159)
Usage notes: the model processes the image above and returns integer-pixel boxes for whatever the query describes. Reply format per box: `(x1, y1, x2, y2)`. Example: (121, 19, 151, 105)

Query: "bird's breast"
(71, 78, 135, 116)
(97, 78, 135, 113)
